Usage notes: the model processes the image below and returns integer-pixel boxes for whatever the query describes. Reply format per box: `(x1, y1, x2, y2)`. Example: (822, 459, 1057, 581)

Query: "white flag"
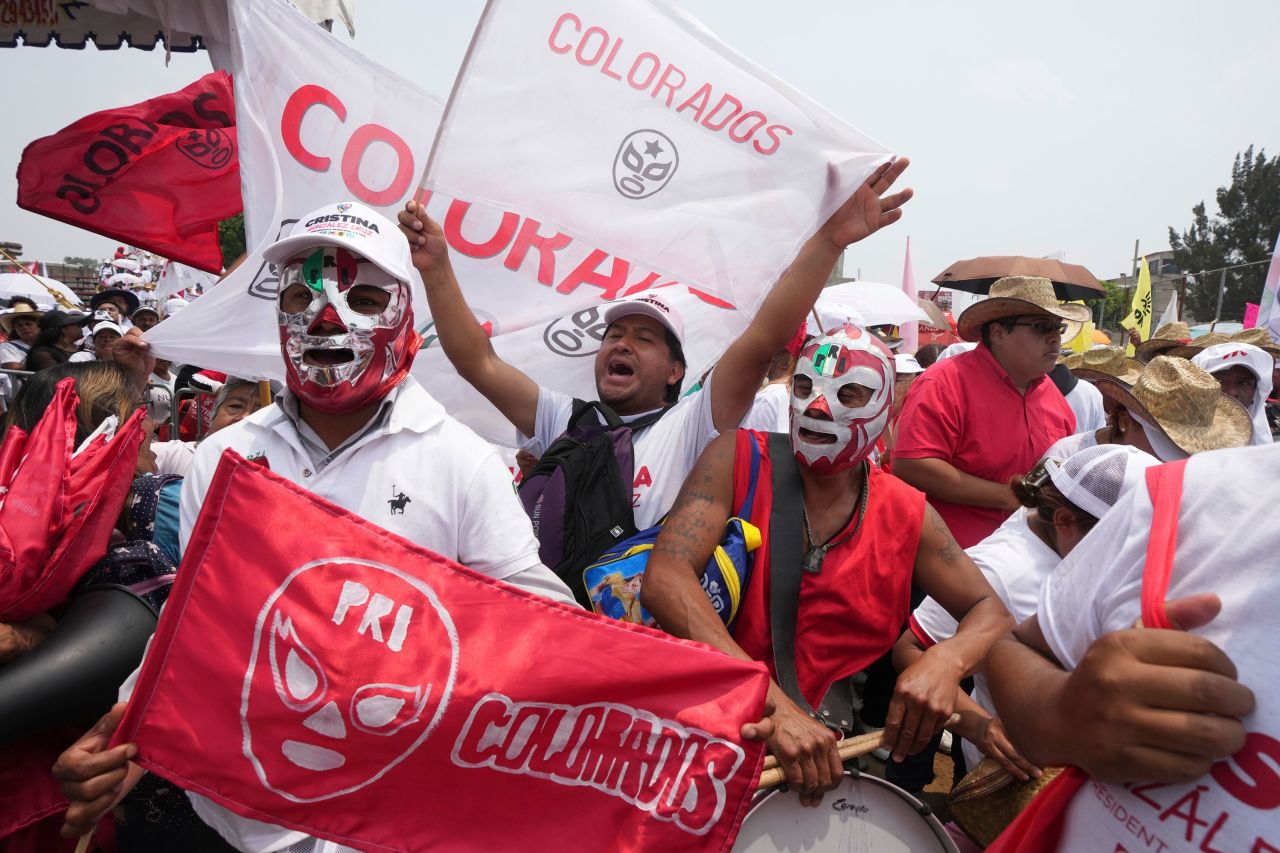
(1260, 228, 1280, 341)
(1157, 288, 1179, 330)
(156, 261, 218, 301)
(144, 0, 894, 445)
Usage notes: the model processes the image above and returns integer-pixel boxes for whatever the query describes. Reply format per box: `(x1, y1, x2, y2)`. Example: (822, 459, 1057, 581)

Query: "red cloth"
(983, 767, 1088, 852)
(17, 71, 240, 273)
(0, 379, 144, 621)
(114, 450, 769, 852)
(728, 430, 925, 707)
(893, 344, 1074, 547)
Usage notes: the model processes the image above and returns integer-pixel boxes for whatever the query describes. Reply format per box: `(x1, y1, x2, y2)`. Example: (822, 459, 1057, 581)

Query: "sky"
(2, 0, 1277, 297)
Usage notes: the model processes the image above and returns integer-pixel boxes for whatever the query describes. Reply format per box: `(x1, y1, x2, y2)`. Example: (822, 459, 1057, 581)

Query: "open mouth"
(798, 426, 836, 444)
(304, 348, 355, 367)
(606, 359, 635, 379)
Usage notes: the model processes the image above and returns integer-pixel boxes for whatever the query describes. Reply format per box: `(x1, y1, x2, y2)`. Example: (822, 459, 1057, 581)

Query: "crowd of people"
(1, 159, 1276, 852)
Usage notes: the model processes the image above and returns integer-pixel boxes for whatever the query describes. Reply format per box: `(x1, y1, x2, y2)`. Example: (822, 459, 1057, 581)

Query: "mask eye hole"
(837, 383, 873, 408)
(269, 614, 327, 712)
(346, 284, 393, 317)
(350, 683, 429, 735)
(792, 375, 813, 398)
(278, 274, 319, 315)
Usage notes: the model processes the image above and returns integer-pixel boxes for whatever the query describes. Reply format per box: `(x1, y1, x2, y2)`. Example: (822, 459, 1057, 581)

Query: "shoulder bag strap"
(766, 431, 815, 713)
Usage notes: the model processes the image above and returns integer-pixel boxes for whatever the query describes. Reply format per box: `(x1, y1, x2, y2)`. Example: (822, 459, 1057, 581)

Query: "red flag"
(17, 71, 240, 273)
(115, 450, 768, 852)
(0, 378, 145, 621)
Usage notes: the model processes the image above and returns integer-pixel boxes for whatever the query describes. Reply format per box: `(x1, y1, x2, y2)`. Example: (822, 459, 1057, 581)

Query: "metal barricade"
(171, 387, 220, 441)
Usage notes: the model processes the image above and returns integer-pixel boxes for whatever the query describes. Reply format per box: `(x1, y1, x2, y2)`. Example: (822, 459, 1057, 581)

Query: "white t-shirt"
(151, 439, 196, 478)
(530, 377, 719, 529)
(739, 381, 791, 433)
(123, 376, 575, 853)
(147, 371, 176, 425)
(910, 508, 1062, 769)
(1041, 429, 1100, 462)
(1064, 377, 1106, 433)
(1037, 444, 1280, 852)
(0, 340, 30, 366)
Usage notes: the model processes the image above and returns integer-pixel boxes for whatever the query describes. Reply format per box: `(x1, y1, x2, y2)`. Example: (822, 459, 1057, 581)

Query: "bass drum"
(734, 770, 959, 852)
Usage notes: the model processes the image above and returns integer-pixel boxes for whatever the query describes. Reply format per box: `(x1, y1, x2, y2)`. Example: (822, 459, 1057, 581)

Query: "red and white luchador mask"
(241, 559, 457, 802)
(277, 247, 421, 414)
(789, 325, 894, 474)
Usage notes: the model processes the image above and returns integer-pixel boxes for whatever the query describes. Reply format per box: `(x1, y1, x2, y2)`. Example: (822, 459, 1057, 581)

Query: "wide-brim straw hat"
(1094, 356, 1253, 454)
(1065, 347, 1144, 387)
(1164, 331, 1231, 360)
(956, 276, 1092, 343)
(0, 302, 44, 335)
(1228, 328, 1280, 357)
(1134, 321, 1192, 362)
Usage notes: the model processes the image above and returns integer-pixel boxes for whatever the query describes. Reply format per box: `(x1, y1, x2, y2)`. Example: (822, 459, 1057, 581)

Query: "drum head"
(734, 772, 958, 852)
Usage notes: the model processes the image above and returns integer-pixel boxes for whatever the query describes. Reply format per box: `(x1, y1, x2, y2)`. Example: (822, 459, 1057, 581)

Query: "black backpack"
(518, 399, 665, 608)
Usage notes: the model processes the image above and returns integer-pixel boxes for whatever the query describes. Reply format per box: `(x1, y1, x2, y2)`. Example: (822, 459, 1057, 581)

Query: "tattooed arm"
(882, 505, 1014, 762)
(644, 433, 844, 806)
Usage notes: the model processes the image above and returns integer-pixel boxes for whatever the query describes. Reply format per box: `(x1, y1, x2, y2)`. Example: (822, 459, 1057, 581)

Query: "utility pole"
(1211, 267, 1227, 331)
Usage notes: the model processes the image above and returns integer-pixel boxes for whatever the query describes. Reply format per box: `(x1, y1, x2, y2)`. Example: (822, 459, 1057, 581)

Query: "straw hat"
(1164, 331, 1231, 360)
(1134, 321, 1191, 362)
(1094, 356, 1252, 454)
(1228, 328, 1280, 357)
(956, 276, 1091, 343)
(1065, 347, 1144, 386)
(0, 302, 44, 335)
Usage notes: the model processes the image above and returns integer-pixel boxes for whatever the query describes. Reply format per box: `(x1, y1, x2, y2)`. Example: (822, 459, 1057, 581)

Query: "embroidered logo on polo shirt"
(388, 486, 411, 516)
(246, 451, 271, 469)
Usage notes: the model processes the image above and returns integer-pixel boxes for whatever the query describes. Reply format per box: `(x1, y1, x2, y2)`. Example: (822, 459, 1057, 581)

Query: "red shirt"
(729, 430, 926, 708)
(892, 344, 1074, 548)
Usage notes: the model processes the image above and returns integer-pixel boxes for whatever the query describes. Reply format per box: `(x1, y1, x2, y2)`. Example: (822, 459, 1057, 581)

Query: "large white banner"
(143, 0, 893, 445)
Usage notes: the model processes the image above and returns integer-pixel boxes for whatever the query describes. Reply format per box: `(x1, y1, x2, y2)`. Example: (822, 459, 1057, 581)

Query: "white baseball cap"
(263, 201, 412, 283)
(894, 353, 924, 375)
(1044, 444, 1160, 521)
(163, 297, 189, 318)
(92, 320, 125, 338)
(601, 292, 685, 345)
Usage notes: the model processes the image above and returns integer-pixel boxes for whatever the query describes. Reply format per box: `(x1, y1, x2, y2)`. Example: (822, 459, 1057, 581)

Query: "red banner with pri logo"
(16, 70, 240, 272)
(114, 450, 769, 852)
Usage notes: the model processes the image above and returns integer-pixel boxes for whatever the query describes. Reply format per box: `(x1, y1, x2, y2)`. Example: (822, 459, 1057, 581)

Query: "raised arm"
(642, 433, 842, 806)
(882, 505, 1013, 762)
(709, 158, 913, 433)
(399, 200, 540, 437)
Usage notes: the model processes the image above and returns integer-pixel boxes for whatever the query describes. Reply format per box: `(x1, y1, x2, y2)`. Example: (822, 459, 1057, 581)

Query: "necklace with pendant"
(800, 461, 870, 575)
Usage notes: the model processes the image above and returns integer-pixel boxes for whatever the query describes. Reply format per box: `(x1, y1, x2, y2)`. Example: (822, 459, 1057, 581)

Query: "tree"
(218, 213, 246, 268)
(1093, 279, 1130, 329)
(1169, 146, 1280, 322)
(63, 255, 100, 269)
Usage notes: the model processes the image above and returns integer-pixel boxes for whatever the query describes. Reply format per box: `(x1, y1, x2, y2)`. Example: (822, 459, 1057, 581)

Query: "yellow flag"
(1120, 257, 1153, 356)
(1064, 299, 1094, 353)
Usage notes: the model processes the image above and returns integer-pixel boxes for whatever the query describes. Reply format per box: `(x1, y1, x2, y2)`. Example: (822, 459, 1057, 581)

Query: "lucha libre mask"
(242, 558, 457, 802)
(277, 247, 421, 414)
(789, 325, 894, 474)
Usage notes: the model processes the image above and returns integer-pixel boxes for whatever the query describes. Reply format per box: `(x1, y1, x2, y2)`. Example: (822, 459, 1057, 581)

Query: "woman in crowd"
(24, 310, 90, 372)
(894, 444, 1159, 783)
(1190, 341, 1274, 445)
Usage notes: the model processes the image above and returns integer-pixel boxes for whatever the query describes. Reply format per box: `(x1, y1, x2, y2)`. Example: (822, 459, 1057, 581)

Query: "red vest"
(729, 429, 926, 707)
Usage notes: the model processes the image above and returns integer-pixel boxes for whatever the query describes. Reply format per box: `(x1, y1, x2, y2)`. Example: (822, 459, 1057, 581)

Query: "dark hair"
(6, 362, 137, 446)
(913, 343, 946, 368)
(980, 318, 1018, 347)
(1009, 464, 1098, 532)
(663, 327, 686, 404)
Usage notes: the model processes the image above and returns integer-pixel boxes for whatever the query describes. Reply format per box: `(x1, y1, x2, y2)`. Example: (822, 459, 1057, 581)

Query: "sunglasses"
(1012, 319, 1069, 337)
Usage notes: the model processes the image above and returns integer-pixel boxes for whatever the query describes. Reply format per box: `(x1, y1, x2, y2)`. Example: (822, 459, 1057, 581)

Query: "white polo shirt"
(180, 376, 553, 583)
(1063, 377, 1106, 433)
(530, 376, 719, 529)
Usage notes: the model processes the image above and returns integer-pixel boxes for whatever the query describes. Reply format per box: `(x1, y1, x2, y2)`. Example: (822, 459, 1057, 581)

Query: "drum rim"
(740, 770, 959, 853)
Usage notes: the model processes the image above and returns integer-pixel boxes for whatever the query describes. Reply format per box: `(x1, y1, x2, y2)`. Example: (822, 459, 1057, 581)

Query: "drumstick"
(74, 833, 93, 853)
(757, 730, 884, 791)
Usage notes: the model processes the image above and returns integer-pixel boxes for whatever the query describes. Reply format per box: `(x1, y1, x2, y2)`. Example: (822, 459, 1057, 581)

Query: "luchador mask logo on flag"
(241, 558, 458, 802)
(176, 128, 236, 170)
(613, 130, 679, 200)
